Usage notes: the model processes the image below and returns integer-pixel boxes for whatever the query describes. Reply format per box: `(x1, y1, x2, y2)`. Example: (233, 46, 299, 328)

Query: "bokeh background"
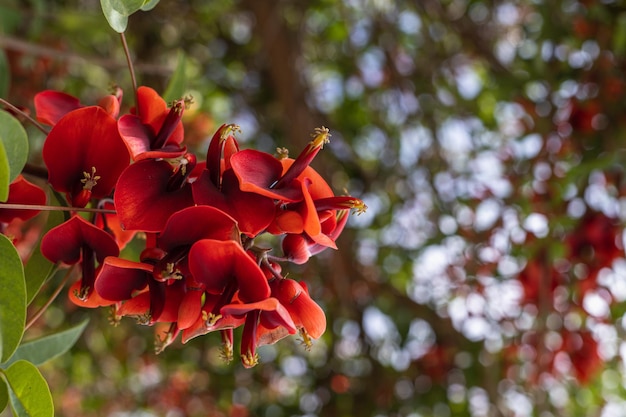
(3, 0, 626, 416)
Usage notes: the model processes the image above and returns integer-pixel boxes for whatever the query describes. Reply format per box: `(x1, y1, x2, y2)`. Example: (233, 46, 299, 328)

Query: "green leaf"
(0, 110, 29, 185)
(0, 50, 9, 99)
(24, 207, 64, 305)
(141, 0, 160, 11)
(100, 0, 129, 33)
(107, 0, 145, 15)
(0, 234, 26, 363)
(0, 378, 8, 414)
(0, 140, 9, 202)
(4, 360, 53, 417)
(163, 50, 188, 103)
(2, 320, 89, 368)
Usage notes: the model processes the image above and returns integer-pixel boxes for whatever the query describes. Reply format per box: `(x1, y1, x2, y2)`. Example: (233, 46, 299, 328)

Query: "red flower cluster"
(513, 210, 621, 384)
(3, 86, 365, 367)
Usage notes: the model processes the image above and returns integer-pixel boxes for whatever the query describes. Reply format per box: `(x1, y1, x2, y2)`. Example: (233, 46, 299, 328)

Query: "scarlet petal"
(118, 114, 154, 158)
(281, 234, 311, 265)
(192, 169, 275, 237)
(34, 90, 82, 126)
(178, 289, 204, 329)
(118, 114, 187, 161)
(68, 280, 115, 308)
(0, 175, 47, 223)
(158, 281, 186, 323)
(95, 257, 152, 301)
(41, 215, 119, 264)
(271, 279, 326, 339)
(114, 159, 194, 232)
(157, 205, 239, 251)
(43, 106, 130, 199)
(188, 239, 270, 302)
(221, 298, 296, 333)
(230, 150, 302, 201)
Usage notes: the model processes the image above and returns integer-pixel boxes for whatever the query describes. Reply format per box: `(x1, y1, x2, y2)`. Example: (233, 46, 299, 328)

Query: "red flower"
(114, 156, 195, 232)
(229, 127, 332, 202)
(34, 87, 122, 126)
(0, 175, 47, 223)
(96, 205, 240, 323)
(221, 297, 297, 367)
(188, 239, 270, 304)
(41, 215, 119, 306)
(268, 278, 326, 347)
(117, 86, 186, 160)
(42, 106, 130, 207)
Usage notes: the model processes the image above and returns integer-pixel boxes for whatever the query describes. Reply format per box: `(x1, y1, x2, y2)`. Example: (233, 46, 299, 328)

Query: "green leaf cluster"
(0, 236, 88, 417)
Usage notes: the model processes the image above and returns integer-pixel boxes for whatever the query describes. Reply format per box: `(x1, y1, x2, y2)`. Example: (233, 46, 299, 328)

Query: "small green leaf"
(0, 234, 26, 362)
(0, 140, 9, 202)
(107, 0, 145, 15)
(163, 50, 188, 103)
(100, 0, 129, 33)
(2, 320, 89, 367)
(0, 50, 10, 99)
(4, 360, 53, 417)
(0, 378, 8, 414)
(24, 207, 65, 305)
(0, 111, 28, 186)
(141, 0, 160, 11)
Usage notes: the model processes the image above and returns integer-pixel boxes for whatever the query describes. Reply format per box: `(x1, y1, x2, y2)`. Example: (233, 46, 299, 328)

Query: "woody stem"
(0, 203, 116, 214)
(119, 32, 139, 116)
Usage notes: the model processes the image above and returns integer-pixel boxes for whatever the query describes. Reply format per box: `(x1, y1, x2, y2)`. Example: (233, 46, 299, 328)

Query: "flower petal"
(114, 159, 194, 232)
(188, 239, 270, 302)
(41, 215, 119, 264)
(43, 106, 130, 200)
(94, 257, 152, 301)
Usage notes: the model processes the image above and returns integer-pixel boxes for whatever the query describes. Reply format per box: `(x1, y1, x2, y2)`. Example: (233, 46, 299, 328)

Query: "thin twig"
(0, 98, 49, 135)
(0, 203, 116, 214)
(25, 264, 74, 331)
(119, 32, 139, 115)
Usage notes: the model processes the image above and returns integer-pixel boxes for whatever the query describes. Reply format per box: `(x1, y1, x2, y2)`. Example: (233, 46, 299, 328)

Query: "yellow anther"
(298, 328, 313, 351)
(241, 351, 259, 368)
(202, 311, 223, 327)
(221, 124, 242, 141)
(276, 147, 289, 159)
(310, 126, 331, 150)
(81, 167, 101, 191)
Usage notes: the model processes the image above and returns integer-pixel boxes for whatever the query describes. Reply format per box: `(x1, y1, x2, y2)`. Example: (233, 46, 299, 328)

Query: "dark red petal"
(41, 215, 119, 264)
(178, 288, 204, 329)
(94, 257, 151, 301)
(188, 239, 270, 302)
(192, 170, 275, 237)
(230, 150, 302, 202)
(157, 205, 239, 251)
(43, 106, 130, 199)
(118, 114, 154, 159)
(136, 86, 185, 147)
(0, 175, 47, 223)
(34, 90, 82, 126)
(157, 281, 186, 323)
(114, 159, 194, 232)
